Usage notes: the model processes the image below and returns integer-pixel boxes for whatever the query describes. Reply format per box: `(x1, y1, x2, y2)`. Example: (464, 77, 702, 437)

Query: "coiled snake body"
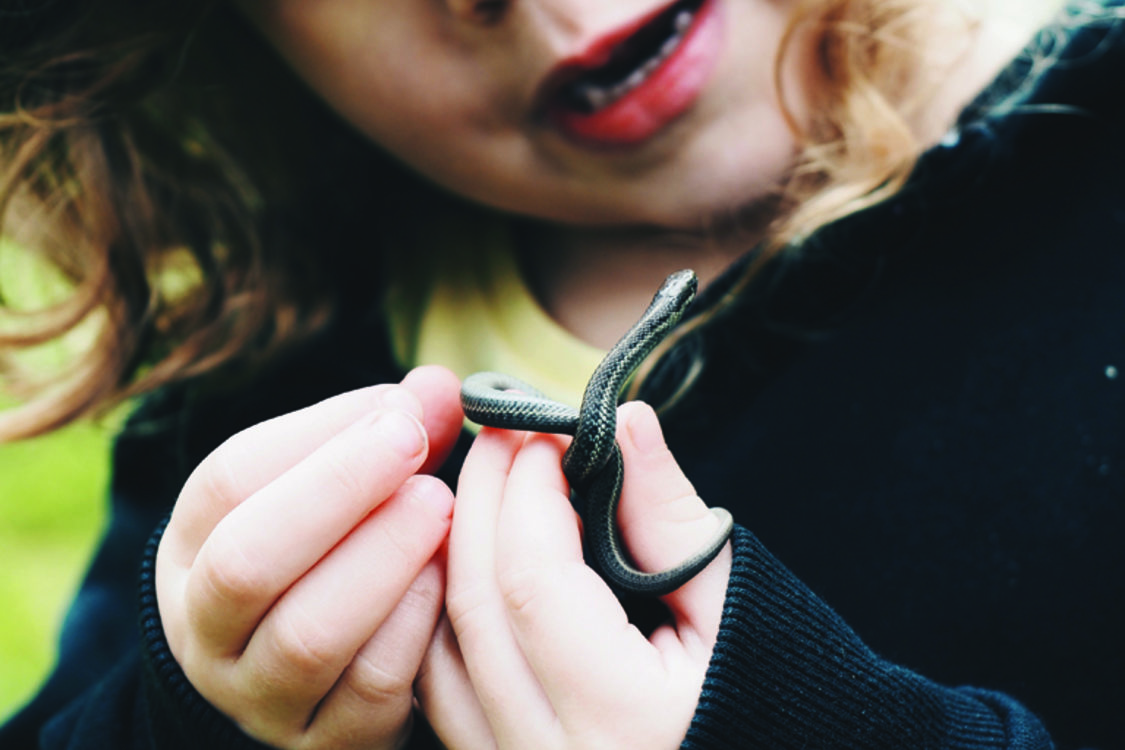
(461, 270, 734, 596)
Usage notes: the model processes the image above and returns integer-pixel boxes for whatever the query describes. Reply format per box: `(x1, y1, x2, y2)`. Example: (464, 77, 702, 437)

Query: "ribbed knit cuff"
(137, 517, 274, 750)
(681, 526, 1053, 750)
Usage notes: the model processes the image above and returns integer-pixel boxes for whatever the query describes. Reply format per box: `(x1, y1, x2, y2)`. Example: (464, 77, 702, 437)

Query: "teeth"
(574, 10, 694, 113)
(660, 34, 682, 57)
(586, 87, 610, 109)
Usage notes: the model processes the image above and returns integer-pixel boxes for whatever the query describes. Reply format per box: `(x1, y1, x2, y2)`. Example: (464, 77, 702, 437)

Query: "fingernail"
(378, 386, 424, 418)
(374, 410, 427, 458)
(625, 402, 666, 456)
(409, 477, 454, 519)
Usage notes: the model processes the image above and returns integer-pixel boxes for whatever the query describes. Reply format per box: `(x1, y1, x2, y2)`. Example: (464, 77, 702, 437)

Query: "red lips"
(539, 0, 722, 148)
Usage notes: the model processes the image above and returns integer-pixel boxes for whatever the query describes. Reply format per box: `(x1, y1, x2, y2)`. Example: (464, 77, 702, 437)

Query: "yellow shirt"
(385, 217, 605, 416)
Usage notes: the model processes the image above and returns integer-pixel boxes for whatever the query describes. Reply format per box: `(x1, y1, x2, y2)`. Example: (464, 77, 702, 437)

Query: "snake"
(460, 269, 734, 596)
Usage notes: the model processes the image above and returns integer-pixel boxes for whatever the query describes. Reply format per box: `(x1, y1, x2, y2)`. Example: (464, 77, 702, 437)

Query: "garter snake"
(461, 269, 734, 596)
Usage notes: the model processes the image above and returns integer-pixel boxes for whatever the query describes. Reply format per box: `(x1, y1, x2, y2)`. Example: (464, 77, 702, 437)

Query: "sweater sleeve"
(681, 526, 1054, 750)
(135, 518, 271, 750)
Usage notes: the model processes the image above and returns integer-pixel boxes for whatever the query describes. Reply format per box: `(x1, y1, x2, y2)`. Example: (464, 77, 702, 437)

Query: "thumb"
(401, 365, 465, 474)
(615, 401, 731, 639)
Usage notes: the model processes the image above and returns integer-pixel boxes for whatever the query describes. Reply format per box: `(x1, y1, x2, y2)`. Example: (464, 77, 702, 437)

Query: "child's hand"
(417, 401, 732, 750)
(155, 366, 464, 750)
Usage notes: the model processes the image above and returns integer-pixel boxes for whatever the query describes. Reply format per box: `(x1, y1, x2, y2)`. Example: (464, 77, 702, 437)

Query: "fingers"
(180, 406, 430, 652)
(448, 428, 696, 747)
(179, 471, 453, 749)
(228, 475, 453, 727)
(430, 419, 724, 749)
(402, 365, 465, 474)
(165, 384, 421, 566)
(165, 365, 462, 567)
(152, 366, 464, 749)
(444, 427, 558, 747)
(304, 556, 447, 750)
(493, 435, 660, 724)
(416, 615, 497, 750)
(614, 401, 731, 643)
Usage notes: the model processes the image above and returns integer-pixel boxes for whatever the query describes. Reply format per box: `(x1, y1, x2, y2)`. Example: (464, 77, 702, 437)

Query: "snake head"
(654, 269, 698, 310)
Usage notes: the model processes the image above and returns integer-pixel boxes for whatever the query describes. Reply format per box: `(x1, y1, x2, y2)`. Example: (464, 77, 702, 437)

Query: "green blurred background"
(0, 240, 118, 720)
(0, 417, 113, 720)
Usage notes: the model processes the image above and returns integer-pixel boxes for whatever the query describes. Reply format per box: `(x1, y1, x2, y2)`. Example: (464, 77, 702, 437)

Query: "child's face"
(238, 0, 802, 229)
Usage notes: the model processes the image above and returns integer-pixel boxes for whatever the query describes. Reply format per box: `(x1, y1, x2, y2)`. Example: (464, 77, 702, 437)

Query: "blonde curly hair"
(0, 0, 1069, 439)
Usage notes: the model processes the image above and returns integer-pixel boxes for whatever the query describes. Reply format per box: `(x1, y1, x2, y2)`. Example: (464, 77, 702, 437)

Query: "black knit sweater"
(3, 5, 1124, 749)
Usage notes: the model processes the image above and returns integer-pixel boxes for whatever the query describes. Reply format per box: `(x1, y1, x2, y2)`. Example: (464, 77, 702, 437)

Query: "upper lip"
(532, 0, 684, 115)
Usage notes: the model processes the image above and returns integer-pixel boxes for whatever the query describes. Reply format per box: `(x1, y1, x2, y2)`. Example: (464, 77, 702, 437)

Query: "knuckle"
(340, 651, 415, 707)
(444, 582, 495, 639)
(650, 442, 678, 466)
(189, 527, 269, 611)
(271, 608, 344, 679)
(497, 564, 552, 619)
(661, 493, 710, 523)
(399, 568, 445, 617)
(193, 436, 253, 509)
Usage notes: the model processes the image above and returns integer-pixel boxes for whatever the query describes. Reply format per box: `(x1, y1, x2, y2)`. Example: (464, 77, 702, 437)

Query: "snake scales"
(461, 269, 734, 596)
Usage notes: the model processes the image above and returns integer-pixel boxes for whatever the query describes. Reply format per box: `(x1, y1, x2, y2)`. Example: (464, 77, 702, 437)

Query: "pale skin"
(156, 0, 1055, 747)
(156, 366, 728, 749)
(155, 366, 465, 749)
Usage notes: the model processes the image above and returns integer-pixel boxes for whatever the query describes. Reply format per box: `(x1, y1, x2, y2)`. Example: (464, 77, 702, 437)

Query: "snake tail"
(579, 444, 736, 596)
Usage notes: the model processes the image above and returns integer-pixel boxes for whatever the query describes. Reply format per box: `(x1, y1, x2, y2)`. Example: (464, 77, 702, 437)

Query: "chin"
(618, 163, 794, 230)
(620, 123, 799, 228)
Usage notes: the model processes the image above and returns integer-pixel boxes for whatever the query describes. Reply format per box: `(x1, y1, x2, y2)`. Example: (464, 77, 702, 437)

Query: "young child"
(2, 0, 1123, 748)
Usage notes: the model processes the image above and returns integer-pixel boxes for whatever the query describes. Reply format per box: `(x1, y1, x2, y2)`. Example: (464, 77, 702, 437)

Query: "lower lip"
(549, 0, 723, 148)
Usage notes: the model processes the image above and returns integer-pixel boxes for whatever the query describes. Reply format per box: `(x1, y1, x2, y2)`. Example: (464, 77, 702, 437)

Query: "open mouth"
(538, 0, 720, 147)
(557, 0, 707, 114)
